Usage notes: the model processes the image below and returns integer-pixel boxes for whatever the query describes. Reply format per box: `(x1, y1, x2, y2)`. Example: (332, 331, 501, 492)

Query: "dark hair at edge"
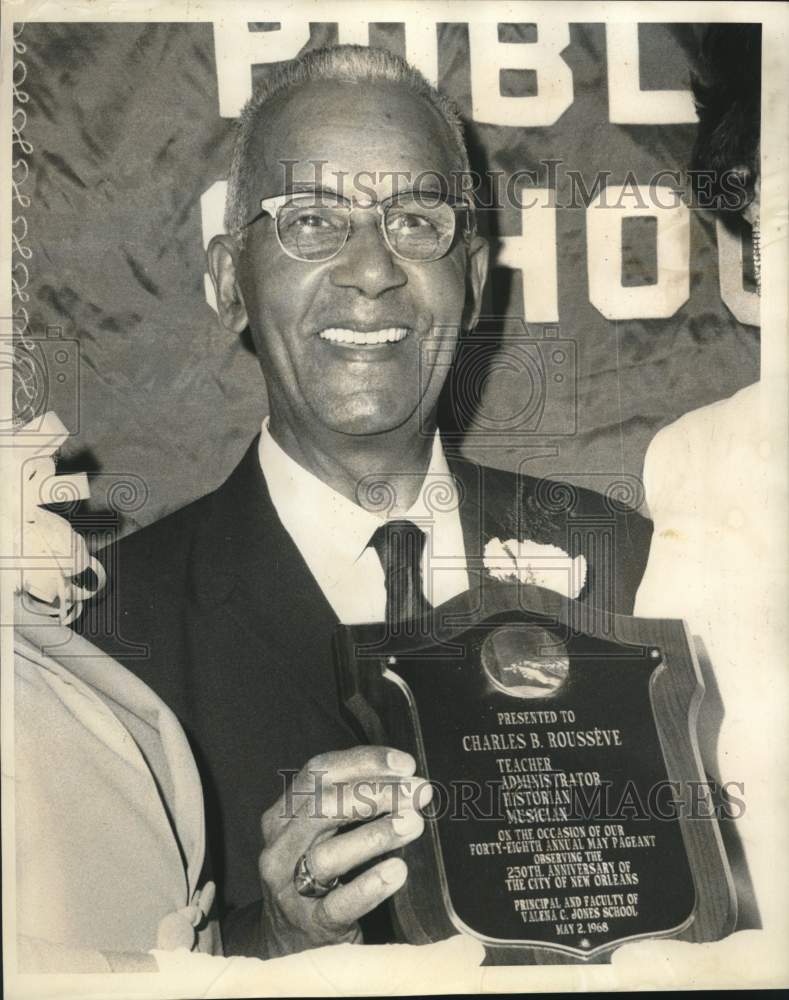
(689, 23, 761, 215)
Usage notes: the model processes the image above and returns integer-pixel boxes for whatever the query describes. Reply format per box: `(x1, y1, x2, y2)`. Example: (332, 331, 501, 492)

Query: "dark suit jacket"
(77, 439, 652, 916)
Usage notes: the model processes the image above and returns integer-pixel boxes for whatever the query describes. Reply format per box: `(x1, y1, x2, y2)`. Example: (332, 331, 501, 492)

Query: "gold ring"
(293, 853, 340, 898)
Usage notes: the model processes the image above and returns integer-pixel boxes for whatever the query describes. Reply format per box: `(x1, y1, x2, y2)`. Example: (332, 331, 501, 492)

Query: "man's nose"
(329, 214, 408, 298)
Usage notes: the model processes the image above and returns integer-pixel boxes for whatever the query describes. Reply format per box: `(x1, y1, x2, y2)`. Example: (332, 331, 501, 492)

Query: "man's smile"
(317, 326, 410, 346)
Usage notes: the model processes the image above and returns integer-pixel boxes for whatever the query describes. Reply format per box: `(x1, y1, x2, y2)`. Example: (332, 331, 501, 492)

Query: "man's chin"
(319, 406, 420, 439)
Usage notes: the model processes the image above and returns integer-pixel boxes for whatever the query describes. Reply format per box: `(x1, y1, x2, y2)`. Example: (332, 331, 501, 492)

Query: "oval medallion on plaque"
(480, 625, 569, 698)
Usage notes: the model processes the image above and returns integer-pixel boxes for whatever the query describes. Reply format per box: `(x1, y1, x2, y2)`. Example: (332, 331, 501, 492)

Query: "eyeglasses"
(242, 188, 476, 263)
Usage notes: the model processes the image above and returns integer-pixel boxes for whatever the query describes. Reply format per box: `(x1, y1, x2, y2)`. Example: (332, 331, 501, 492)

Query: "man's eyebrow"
(395, 185, 444, 196)
(286, 183, 349, 199)
(280, 184, 463, 205)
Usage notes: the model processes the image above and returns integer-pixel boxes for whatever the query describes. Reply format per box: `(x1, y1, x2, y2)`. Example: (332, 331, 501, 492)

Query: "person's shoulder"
(643, 382, 760, 516)
(101, 434, 262, 567)
(72, 483, 226, 653)
(452, 453, 649, 526)
(648, 382, 759, 460)
(454, 455, 652, 615)
(109, 488, 216, 559)
(91, 489, 217, 608)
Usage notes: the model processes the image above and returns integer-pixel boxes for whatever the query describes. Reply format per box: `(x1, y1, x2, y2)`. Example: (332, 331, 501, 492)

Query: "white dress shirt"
(258, 418, 469, 623)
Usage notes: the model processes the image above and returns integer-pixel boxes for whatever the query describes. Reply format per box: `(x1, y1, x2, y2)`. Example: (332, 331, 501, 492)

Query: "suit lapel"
(447, 454, 514, 558)
(190, 438, 338, 655)
(446, 453, 587, 602)
(445, 454, 510, 601)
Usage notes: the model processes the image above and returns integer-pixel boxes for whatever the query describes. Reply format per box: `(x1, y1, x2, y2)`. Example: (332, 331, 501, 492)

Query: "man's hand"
(255, 745, 431, 958)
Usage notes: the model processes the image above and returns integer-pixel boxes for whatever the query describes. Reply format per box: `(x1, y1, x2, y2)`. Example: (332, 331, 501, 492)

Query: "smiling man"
(80, 46, 652, 958)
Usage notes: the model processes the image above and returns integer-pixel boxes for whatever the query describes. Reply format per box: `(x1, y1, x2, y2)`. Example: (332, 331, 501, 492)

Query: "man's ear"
(464, 235, 489, 332)
(207, 234, 249, 334)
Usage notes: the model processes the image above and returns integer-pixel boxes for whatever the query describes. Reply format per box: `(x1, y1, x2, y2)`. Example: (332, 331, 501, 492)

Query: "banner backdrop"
(12, 17, 760, 532)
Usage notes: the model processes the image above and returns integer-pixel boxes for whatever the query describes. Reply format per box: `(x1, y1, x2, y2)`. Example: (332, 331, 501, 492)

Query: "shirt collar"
(257, 417, 457, 569)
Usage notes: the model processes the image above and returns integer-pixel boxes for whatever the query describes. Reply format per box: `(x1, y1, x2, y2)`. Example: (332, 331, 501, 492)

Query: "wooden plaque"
(334, 582, 737, 964)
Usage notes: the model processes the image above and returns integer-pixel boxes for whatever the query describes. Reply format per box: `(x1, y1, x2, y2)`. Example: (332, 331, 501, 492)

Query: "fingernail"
(414, 779, 434, 810)
(392, 809, 422, 837)
(379, 858, 407, 887)
(387, 749, 415, 775)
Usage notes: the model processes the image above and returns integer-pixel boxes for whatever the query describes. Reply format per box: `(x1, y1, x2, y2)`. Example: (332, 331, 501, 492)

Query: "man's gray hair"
(224, 44, 472, 236)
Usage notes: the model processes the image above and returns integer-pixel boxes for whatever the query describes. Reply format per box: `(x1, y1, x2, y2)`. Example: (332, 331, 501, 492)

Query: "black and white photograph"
(2, 0, 787, 995)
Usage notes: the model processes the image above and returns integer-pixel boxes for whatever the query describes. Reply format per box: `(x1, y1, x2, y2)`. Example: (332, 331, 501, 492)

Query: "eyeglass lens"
(275, 194, 458, 262)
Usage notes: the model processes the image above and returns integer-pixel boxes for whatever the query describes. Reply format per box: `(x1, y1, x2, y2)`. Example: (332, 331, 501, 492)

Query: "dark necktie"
(369, 519, 432, 625)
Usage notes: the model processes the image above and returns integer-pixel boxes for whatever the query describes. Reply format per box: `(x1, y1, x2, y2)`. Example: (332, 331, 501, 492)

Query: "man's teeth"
(318, 327, 409, 345)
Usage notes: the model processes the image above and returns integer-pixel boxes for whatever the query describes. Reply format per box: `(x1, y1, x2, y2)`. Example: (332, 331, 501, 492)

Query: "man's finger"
(290, 746, 416, 796)
(308, 808, 424, 883)
(316, 858, 408, 932)
(263, 747, 418, 842)
(262, 777, 431, 881)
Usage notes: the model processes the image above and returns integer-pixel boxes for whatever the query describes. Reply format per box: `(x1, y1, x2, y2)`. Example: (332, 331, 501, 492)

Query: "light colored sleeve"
(631, 389, 789, 951)
(16, 936, 118, 974)
(150, 935, 485, 997)
(633, 418, 692, 620)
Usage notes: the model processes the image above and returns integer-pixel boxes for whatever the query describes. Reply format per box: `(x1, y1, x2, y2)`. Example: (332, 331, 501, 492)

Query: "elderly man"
(80, 45, 652, 958)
